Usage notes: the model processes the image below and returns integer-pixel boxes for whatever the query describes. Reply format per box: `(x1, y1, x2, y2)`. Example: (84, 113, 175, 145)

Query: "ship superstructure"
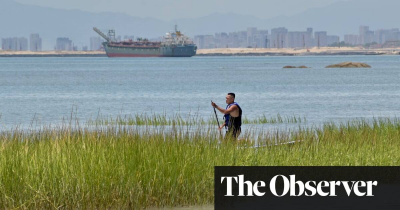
(93, 26, 197, 57)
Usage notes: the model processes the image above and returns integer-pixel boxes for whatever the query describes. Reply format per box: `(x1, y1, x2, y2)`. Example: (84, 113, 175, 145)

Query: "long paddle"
(212, 100, 222, 137)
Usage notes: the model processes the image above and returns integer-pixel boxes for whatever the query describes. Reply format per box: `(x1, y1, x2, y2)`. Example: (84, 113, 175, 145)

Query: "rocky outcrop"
(283, 66, 309, 68)
(325, 62, 371, 68)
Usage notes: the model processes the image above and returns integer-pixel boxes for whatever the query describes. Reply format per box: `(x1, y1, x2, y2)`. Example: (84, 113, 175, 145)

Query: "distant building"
(90, 37, 103, 51)
(116, 35, 122, 42)
(55, 37, 73, 51)
(1, 37, 28, 51)
(359, 26, 374, 45)
(242, 28, 268, 48)
(30, 34, 42, 51)
(215, 32, 229, 48)
(383, 40, 400, 48)
(314, 31, 327, 47)
(1, 38, 12, 50)
(246, 27, 257, 47)
(327, 35, 340, 46)
(19, 38, 28, 51)
(190, 25, 400, 49)
(123, 35, 135, 41)
(344, 34, 359, 45)
(82, 46, 88, 51)
(194, 35, 216, 49)
(374, 28, 399, 44)
(228, 32, 241, 48)
(271, 27, 288, 48)
(254, 30, 268, 48)
(194, 35, 205, 49)
(204, 35, 216, 48)
(307, 28, 313, 39)
(231, 31, 248, 48)
(286, 30, 312, 48)
(190, 25, 400, 50)
(195, 28, 271, 49)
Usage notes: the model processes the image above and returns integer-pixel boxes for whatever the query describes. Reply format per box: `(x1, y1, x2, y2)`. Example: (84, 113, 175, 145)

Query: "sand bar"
(196, 47, 400, 56)
(1, 47, 400, 57)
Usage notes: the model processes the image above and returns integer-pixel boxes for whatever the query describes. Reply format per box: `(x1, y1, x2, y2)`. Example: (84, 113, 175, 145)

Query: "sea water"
(1, 56, 400, 129)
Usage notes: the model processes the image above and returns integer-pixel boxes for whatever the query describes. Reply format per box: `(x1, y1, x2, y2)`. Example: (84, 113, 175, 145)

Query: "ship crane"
(93, 27, 110, 42)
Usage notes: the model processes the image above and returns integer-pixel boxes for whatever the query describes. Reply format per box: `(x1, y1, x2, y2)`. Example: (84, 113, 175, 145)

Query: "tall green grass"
(88, 113, 305, 126)
(87, 113, 209, 126)
(242, 114, 306, 124)
(0, 117, 399, 209)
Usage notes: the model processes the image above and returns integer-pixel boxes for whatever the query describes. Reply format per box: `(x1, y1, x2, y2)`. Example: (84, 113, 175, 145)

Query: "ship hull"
(103, 43, 197, 57)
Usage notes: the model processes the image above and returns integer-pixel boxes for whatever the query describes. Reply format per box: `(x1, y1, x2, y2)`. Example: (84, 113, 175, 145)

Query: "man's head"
(226, 93, 235, 104)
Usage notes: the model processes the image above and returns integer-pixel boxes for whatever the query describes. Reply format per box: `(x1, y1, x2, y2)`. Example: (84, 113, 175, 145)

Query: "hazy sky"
(14, 0, 349, 20)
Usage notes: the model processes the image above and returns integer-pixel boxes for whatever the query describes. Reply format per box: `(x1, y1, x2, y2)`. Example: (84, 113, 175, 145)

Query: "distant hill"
(261, 0, 400, 34)
(1, 0, 399, 50)
(174, 0, 399, 35)
(0, 0, 169, 49)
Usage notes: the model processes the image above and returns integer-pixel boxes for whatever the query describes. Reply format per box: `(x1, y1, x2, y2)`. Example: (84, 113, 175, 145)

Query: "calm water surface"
(1, 56, 400, 129)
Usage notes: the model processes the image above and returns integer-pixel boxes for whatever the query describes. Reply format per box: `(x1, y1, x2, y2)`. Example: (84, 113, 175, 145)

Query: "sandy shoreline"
(196, 47, 400, 56)
(0, 50, 106, 57)
(0, 47, 399, 57)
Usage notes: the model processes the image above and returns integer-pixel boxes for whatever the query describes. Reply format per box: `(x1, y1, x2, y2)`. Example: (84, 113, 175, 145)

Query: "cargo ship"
(93, 26, 197, 57)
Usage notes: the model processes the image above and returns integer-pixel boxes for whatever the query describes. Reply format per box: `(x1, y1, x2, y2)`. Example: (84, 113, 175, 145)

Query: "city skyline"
(193, 26, 400, 49)
(2, 24, 400, 52)
(1, 0, 399, 50)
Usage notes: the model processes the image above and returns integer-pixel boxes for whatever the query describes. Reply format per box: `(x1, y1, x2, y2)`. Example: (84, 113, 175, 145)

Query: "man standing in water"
(211, 93, 242, 139)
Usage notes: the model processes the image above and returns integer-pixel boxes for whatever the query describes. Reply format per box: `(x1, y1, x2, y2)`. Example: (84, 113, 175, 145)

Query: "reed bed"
(242, 114, 306, 124)
(87, 113, 305, 126)
(87, 113, 208, 126)
(0, 117, 400, 209)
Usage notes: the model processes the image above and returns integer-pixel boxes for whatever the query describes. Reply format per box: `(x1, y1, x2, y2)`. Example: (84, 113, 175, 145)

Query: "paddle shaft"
(212, 101, 222, 137)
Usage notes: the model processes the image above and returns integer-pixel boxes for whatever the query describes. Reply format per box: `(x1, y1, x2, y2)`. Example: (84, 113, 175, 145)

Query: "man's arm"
(211, 102, 237, 115)
(219, 122, 226, 130)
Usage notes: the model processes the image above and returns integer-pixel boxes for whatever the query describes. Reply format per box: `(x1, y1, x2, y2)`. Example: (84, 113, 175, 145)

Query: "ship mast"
(175, 25, 182, 37)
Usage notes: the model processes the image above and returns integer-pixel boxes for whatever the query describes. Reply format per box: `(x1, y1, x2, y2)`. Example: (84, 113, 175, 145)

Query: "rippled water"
(1, 56, 400, 129)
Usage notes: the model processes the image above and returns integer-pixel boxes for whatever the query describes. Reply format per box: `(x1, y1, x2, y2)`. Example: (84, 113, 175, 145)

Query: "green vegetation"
(328, 41, 356, 47)
(364, 42, 378, 48)
(88, 113, 305, 126)
(87, 113, 205, 126)
(243, 114, 305, 124)
(0, 117, 400, 209)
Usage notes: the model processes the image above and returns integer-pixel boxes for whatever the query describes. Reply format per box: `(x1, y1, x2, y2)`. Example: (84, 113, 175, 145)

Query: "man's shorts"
(226, 126, 241, 139)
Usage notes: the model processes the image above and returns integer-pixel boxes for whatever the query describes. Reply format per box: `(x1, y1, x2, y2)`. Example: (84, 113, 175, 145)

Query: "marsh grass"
(242, 114, 306, 124)
(87, 113, 210, 126)
(88, 113, 305, 126)
(0, 117, 399, 209)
